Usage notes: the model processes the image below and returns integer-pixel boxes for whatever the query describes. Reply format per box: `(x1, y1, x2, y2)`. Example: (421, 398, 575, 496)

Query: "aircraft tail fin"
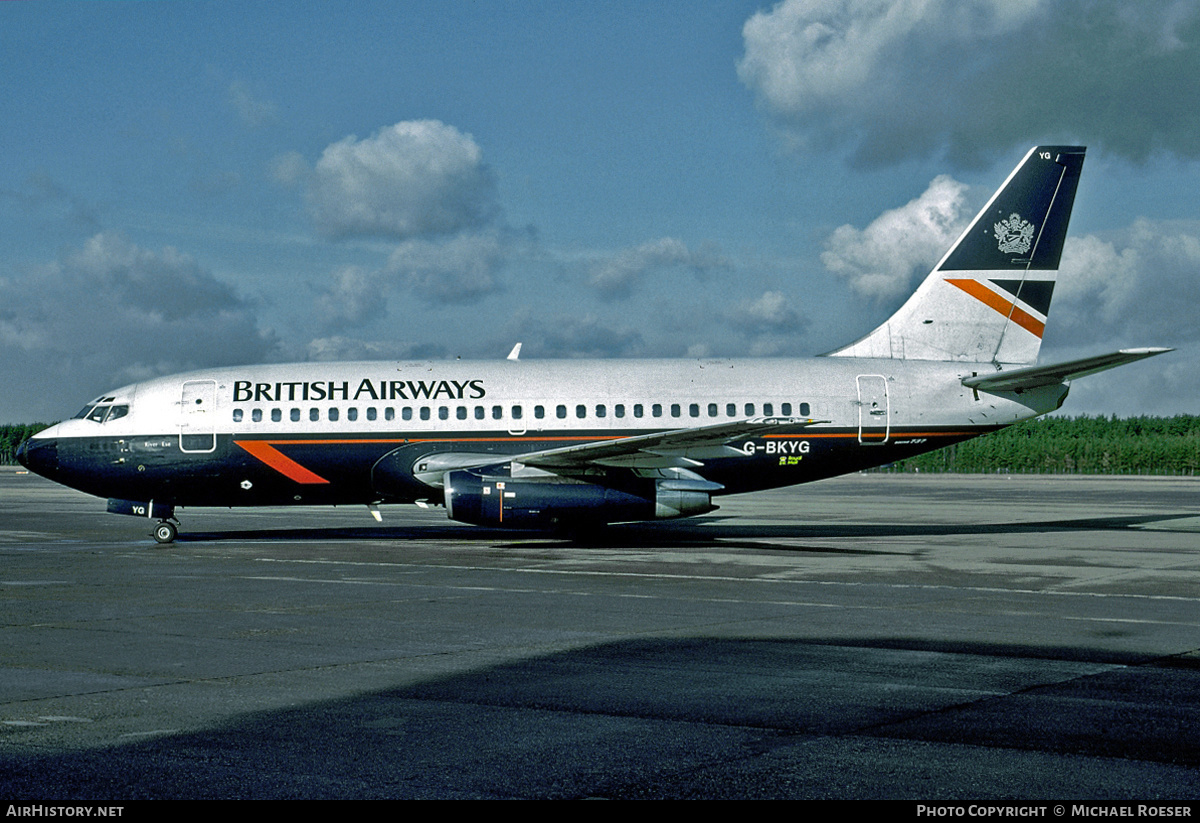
(827, 146, 1086, 364)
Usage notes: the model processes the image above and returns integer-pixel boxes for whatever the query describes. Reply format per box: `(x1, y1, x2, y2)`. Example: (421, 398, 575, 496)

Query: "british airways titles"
(232, 378, 487, 404)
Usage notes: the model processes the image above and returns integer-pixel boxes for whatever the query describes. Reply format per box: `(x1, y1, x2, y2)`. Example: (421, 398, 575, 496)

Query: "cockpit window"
(77, 403, 130, 423)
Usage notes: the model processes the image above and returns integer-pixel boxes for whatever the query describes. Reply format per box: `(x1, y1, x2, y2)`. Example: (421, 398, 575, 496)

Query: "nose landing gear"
(107, 499, 180, 544)
(153, 519, 179, 544)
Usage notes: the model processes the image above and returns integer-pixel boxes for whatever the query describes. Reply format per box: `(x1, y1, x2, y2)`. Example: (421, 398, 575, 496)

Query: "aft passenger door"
(180, 379, 217, 453)
(856, 374, 890, 444)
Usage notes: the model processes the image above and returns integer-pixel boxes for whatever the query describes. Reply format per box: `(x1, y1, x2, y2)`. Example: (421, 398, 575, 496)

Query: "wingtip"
(1118, 347, 1173, 356)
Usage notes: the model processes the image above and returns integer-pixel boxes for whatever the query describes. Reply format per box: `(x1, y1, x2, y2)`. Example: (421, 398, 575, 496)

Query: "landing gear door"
(180, 379, 217, 453)
(856, 374, 890, 444)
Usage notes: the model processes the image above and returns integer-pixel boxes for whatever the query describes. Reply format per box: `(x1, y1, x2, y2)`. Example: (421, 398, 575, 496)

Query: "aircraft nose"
(15, 436, 57, 478)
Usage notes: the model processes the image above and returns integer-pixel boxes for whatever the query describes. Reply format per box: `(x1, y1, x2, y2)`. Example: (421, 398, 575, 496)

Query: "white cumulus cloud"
(0, 233, 275, 420)
(729, 290, 805, 332)
(739, 0, 1200, 165)
(307, 120, 498, 240)
(821, 174, 970, 300)
(588, 237, 730, 298)
(384, 229, 518, 304)
(313, 264, 387, 331)
(1054, 219, 1200, 345)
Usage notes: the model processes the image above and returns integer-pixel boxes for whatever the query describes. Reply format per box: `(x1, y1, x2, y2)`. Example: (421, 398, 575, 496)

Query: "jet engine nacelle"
(443, 468, 715, 528)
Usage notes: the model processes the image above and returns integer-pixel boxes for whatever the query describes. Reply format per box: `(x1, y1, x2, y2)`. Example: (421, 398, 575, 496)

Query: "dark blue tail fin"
(829, 146, 1086, 364)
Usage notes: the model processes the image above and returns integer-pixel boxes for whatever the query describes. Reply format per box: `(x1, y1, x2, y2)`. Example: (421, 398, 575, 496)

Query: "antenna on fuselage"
(507, 342, 522, 361)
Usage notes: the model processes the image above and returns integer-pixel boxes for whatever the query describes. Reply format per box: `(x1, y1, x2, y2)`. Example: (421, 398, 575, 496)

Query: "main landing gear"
(153, 519, 179, 544)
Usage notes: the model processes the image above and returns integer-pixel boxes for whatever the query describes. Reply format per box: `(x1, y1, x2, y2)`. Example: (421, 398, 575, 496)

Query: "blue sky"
(3, 0, 1199, 422)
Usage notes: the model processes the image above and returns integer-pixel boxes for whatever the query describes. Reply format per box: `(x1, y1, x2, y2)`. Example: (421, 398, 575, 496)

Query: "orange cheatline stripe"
(765, 431, 978, 439)
(255, 436, 604, 445)
(234, 440, 330, 484)
(945, 278, 1045, 338)
(231, 436, 612, 485)
(234, 429, 981, 485)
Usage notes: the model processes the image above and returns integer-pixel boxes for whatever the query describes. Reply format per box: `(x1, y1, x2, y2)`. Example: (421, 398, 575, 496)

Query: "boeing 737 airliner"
(17, 146, 1170, 542)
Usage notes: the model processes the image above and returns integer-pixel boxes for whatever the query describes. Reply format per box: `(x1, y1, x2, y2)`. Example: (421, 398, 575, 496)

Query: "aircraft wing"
(962, 347, 1173, 393)
(516, 417, 825, 471)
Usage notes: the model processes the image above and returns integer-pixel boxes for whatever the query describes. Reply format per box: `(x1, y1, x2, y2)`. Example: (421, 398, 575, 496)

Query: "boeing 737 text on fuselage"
(17, 146, 1171, 543)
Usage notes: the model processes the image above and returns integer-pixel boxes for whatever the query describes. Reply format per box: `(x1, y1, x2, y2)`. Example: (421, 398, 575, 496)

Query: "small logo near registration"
(994, 213, 1034, 255)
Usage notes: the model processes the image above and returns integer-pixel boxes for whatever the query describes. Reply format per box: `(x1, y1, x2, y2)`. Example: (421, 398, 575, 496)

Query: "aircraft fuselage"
(18, 355, 1065, 512)
(21, 145, 1167, 540)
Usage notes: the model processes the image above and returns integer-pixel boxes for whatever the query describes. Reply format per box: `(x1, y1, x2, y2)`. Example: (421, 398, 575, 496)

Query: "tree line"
(0, 423, 53, 466)
(3, 416, 1200, 475)
(884, 415, 1200, 476)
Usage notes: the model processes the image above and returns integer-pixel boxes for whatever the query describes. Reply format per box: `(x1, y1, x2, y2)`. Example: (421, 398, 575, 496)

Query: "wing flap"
(519, 417, 824, 470)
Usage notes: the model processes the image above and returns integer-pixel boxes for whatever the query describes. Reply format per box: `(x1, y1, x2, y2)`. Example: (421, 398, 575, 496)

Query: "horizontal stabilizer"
(962, 348, 1172, 393)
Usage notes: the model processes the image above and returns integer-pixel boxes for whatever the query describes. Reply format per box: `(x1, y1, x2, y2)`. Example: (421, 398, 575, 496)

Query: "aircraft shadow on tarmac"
(171, 512, 1199, 552)
(2, 635, 1198, 799)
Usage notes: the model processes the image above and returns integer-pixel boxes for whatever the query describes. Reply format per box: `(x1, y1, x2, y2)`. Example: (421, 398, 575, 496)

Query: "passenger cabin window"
(233, 409, 243, 423)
